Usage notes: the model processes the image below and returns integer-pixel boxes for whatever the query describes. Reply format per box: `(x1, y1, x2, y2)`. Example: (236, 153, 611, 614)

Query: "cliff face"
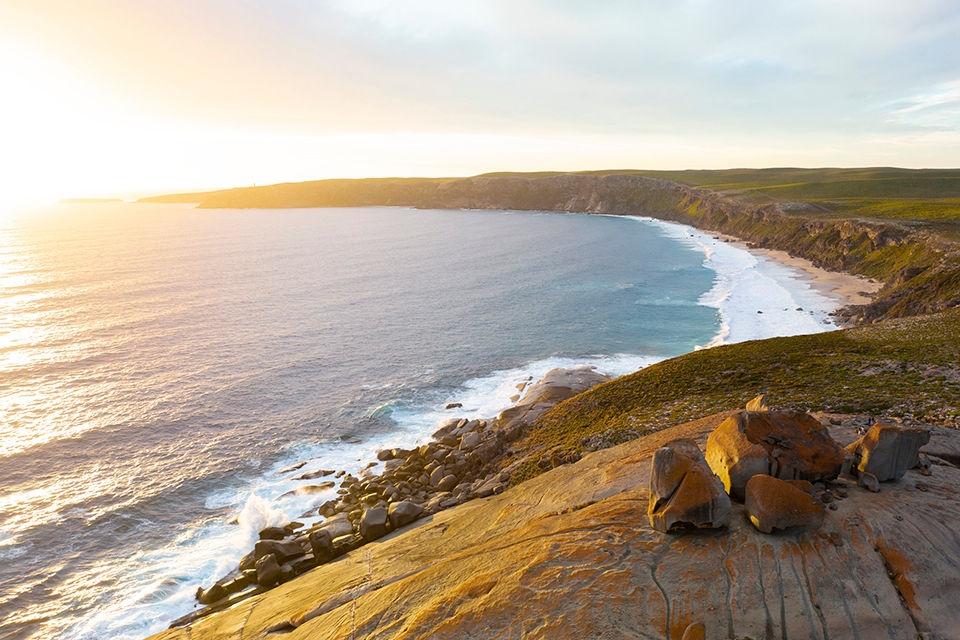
(149, 413, 960, 640)
(185, 173, 960, 324)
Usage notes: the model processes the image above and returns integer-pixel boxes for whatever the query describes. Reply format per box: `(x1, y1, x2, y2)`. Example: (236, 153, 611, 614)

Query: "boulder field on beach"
(184, 366, 612, 620)
(151, 392, 960, 640)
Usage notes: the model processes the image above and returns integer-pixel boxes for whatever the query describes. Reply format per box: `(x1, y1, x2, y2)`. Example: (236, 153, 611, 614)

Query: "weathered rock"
(254, 554, 282, 588)
(745, 393, 768, 412)
(648, 438, 731, 532)
(289, 554, 317, 575)
(155, 412, 960, 640)
(846, 422, 931, 483)
(437, 474, 459, 492)
(706, 409, 847, 500)
(744, 474, 826, 534)
(258, 526, 287, 541)
(295, 468, 335, 480)
(316, 513, 354, 540)
(253, 539, 304, 563)
(308, 529, 335, 564)
(429, 466, 446, 487)
(495, 366, 610, 431)
(196, 582, 227, 605)
(387, 500, 423, 529)
(472, 439, 502, 464)
(359, 506, 389, 541)
(681, 622, 706, 640)
(459, 431, 481, 450)
(280, 482, 335, 498)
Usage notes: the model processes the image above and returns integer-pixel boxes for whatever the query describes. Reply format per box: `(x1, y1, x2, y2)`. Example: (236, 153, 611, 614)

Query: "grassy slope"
(513, 307, 960, 481)
(483, 167, 960, 231)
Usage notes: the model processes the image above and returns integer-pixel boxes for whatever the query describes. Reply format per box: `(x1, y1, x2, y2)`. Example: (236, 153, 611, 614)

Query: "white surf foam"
(628, 217, 843, 346)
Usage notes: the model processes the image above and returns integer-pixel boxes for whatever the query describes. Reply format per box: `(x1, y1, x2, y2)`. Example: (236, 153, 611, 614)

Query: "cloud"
(2, 0, 959, 196)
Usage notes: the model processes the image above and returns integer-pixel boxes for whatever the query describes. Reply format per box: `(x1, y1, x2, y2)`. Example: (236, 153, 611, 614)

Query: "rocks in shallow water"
(846, 422, 931, 484)
(280, 482, 335, 498)
(706, 408, 846, 500)
(744, 474, 826, 534)
(258, 526, 287, 541)
(254, 539, 304, 563)
(359, 506, 389, 541)
(648, 438, 731, 532)
(295, 468, 335, 480)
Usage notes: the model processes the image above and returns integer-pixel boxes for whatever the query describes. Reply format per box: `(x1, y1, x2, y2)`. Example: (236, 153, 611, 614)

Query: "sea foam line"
(627, 216, 842, 347)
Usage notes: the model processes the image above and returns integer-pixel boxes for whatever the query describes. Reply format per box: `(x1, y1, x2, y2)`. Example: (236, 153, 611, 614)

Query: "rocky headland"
(180, 367, 611, 626)
(152, 394, 960, 640)
(141, 169, 960, 639)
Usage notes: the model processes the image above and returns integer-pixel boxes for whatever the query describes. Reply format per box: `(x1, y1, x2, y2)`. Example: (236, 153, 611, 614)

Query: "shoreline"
(751, 245, 882, 307)
(628, 216, 873, 344)
(61, 206, 884, 638)
(165, 211, 883, 626)
(668, 220, 883, 314)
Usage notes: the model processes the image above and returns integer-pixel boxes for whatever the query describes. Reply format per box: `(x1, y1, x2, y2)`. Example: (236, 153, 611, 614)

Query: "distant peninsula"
(142, 168, 960, 325)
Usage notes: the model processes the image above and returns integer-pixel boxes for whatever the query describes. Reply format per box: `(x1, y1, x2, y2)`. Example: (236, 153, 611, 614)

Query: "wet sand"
(753, 246, 883, 306)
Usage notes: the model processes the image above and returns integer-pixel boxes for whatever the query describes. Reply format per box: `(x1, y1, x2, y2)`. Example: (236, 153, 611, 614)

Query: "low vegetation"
(512, 308, 960, 483)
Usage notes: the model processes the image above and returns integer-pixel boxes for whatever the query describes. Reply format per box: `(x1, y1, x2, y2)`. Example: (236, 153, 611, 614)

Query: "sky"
(1, 0, 959, 207)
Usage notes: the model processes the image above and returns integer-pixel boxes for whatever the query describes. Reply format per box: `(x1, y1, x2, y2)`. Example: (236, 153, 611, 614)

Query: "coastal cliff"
(141, 170, 960, 324)
(141, 170, 960, 639)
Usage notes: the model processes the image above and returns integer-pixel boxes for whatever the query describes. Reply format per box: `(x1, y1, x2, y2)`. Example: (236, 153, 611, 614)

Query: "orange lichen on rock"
(706, 408, 846, 500)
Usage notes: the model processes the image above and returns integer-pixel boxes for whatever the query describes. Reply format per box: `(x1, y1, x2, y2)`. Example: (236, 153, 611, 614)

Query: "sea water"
(0, 204, 841, 639)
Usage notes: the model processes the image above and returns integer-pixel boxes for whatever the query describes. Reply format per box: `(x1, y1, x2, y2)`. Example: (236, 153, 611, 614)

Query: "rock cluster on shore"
(647, 395, 933, 538)
(152, 398, 960, 640)
(190, 366, 610, 619)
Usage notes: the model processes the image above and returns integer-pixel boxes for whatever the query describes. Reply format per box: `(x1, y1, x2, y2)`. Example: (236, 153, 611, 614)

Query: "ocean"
(0, 203, 841, 639)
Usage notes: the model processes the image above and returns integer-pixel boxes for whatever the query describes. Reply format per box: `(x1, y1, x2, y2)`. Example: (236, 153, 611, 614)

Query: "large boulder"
(648, 438, 731, 532)
(308, 529, 335, 564)
(744, 474, 826, 534)
(495, 367, 610, 431)
(706, 408, 846, 500)
(253, 538, 304, 563)
(846, 422, 931, 484)
(255, 554, 283, 588)
(316, 513, 354, 540)
(388, 500, 424, 529)
(359, 506, 389, 541)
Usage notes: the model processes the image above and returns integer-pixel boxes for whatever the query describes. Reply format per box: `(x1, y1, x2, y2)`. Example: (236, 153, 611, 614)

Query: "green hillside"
(515, 307, 960, 480)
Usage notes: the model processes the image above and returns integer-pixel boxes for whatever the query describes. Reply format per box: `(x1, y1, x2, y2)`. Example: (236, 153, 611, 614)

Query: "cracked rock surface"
(149, 413, 960, 640)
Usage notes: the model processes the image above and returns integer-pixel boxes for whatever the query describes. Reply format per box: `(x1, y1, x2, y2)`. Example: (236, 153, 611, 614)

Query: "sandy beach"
(752, 246, 883, 307)
(696, 225, 884, 308)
